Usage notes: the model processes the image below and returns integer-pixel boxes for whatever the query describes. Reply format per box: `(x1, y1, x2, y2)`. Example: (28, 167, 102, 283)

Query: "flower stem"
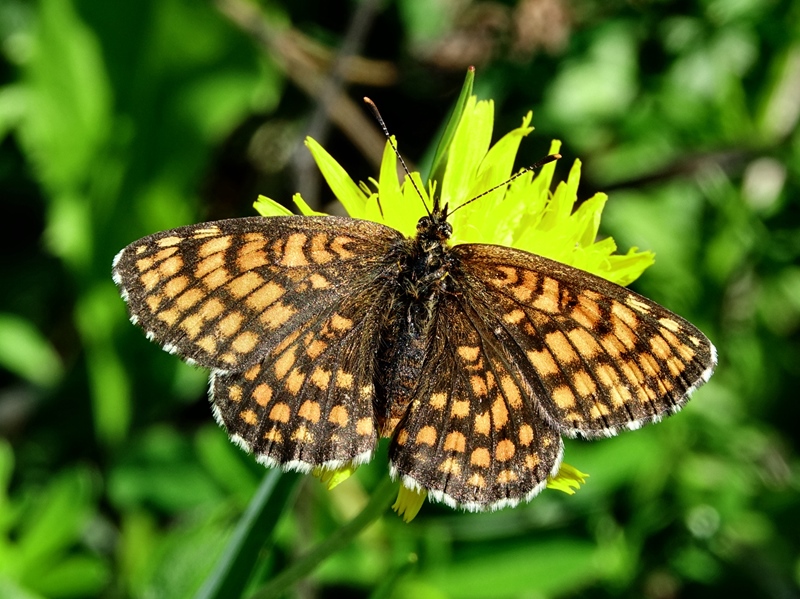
(249, 474, 397, 599)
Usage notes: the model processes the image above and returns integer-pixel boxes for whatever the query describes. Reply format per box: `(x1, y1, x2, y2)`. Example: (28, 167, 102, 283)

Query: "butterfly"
(112, 180, 717, 511)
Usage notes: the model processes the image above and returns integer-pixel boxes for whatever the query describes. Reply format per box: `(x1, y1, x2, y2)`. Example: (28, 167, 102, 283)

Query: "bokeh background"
(1, 0, 799, 597)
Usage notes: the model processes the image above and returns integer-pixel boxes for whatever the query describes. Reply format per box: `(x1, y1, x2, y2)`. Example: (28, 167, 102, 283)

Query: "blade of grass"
(425, 66, 475, 184)
(195, 470, 302, 599)
(248, 474, 397, 599)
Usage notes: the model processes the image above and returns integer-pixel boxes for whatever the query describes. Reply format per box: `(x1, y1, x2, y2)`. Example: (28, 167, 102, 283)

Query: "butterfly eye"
(417, 217, 432, 231)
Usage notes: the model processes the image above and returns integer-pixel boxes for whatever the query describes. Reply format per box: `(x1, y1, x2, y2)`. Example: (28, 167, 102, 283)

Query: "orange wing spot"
(416, 425, 437, 446)
(246, 281, 285, 312)
(527, 348, 560, 376)
(198, 236, 231, 257)
(467, 473, 486, 487)
(474, 411, 491, 435)
(216, 311, 243, 338)
(600, 332, 627, 357)
(639, 352, 661, 377)
(546, 330, 580, 364)
(590, 403, 610, 420)
(231, 331, 259, 354)
(572, 370, 597, 398)
(552, 385, 576, 409)
(438, 457, 462, 475)
(259, 301, 297, 330)
(146, 294, 163, 312)
(286, 368, 305, 393)
(611, 302, 640, 329)
(491, 397, 509, 429)
(310, 367, 331, 389)
(281, 233, 309, 267)
(444, 431, 466, 452)
(611, 317, 638, 350)
(499, 375, 522, 408)
(195, 253, 225, 278)
(511, 271, 538, 303)
(519, 424, 534, 446)
(244, 232, 265, 242)
(524, 454, 540, 470)
(308, 273, 331, 289)
(470, 447, 491, 467)
(156, 308, 181, 326)
(491, 265, 519, 286)
(263, 428, 283, 443)
(626, 296, 653, 314)
(181, 298, 225, 339)
(457, 345, 480, 362)
(658, 318, 681, 333)
(396, 429, 409, 445)
(136, 256, 156, 272)
(451, 400, 470, 418)
(330, 314, 353, 331)
(356, 417, 374, 436)
(237, 248, 269, 271)
(429, 392, 447, 410)
(228, 385, 242, 402)
(304, 339, 326, 359)
(661, 328, 696, 361)
(239, 409, 258, 425)
(156, 236, 183, 248)
(245, 363, 262, 381)
(271, 329, 300, 357)
(196, 335, 217, 354)
(192, 226, 221, 238)
(204, 267, 231, 290)
(470, 375, 488, 397)
(273, 347, 297, 379)
(140, 270, 161, 291)
(219, 352, 238, 366)
(291, 425, 313, 443)
(253, 383, 273, 406)
(269, 402, 291, 422)
(495, 439, 516, 462)
(532, 277, 560, 313)
(310, 234, 334, 263)
(667, 356, 685, 376)
(330, 236, 355, 259)
(329, 405, 349, 426)
(336, 372, 354, 389)
(227, 272, 265, 298)
(504, 309, 526, 324)
(568, 327, 602, 359)
(497, 469, 518, 483)
(298, 400, 321, 423)
(164, 275, 189, 298)
(175, 288, 204, 312)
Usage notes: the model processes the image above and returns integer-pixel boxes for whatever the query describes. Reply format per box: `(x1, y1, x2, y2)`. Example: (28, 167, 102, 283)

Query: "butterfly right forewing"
(452, 243, 717, 438)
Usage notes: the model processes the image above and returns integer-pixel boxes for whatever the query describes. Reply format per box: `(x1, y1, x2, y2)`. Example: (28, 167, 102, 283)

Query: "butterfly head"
(416, 204, 453, 245)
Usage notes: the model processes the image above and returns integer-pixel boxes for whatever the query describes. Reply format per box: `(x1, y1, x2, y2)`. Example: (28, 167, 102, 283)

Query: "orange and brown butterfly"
(112, 97, 716, 512)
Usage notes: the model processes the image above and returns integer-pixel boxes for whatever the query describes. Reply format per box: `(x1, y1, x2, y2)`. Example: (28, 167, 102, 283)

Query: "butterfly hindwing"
(452, 244, 717, 438)
(389, 294, 564, 510)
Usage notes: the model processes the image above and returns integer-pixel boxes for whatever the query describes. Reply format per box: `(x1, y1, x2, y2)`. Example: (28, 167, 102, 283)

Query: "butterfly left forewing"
(388, 296, 563, 511)
(452, 244, 717, 438)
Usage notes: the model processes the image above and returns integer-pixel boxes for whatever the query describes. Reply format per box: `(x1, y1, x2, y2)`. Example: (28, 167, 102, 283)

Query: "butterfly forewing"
(452, 244, 717, 438)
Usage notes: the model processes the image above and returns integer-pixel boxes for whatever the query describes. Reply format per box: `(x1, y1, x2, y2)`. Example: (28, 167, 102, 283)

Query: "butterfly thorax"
(375, 212, 456, 436)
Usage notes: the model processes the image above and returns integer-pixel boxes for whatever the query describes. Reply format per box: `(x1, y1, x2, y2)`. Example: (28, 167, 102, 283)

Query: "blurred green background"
(1, 0, 799, 597)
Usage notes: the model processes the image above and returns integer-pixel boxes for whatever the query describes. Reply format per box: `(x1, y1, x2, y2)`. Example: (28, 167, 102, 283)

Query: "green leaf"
(0, 314, 62, 388)
(427, 67, 475, 183)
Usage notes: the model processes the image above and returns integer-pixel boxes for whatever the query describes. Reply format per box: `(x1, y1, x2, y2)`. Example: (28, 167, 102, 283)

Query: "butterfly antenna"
(363, 97, 432, 217)
(447, 153, 562, 216)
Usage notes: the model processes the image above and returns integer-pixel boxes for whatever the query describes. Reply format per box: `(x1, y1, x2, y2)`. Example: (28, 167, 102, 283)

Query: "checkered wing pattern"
(452, 244, 717, 438)
(113, 216, 403, 469)
(389, 294, 564, 510)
